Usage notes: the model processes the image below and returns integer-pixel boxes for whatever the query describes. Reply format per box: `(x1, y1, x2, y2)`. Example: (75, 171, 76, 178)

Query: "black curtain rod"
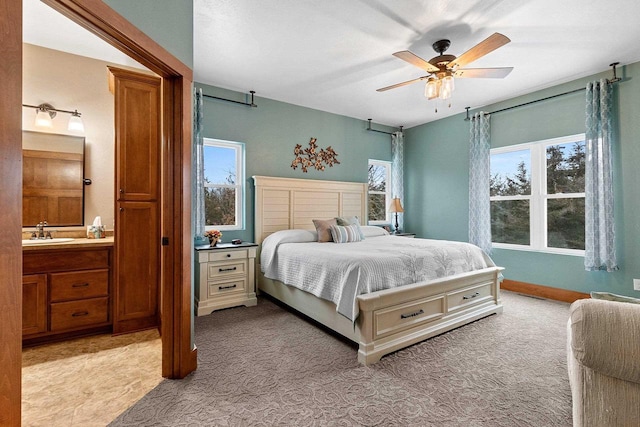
(366, 119, 403, 135)
(201, 90, 257, 108)
(464, 62, 622, 121)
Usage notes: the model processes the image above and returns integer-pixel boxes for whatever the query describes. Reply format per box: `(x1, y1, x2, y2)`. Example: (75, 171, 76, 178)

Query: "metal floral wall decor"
(291, 137, 340, 172)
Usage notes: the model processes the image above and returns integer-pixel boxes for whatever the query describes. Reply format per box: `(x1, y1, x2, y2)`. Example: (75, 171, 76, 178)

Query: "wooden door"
(110, 67, 162, 334)
(110, 67, 161, 202)
(22, 274, 48, 336)
(114, 202, 160, 333)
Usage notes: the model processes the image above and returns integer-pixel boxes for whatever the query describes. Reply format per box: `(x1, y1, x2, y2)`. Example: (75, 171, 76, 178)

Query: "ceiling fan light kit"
(379, 32, 513, 110)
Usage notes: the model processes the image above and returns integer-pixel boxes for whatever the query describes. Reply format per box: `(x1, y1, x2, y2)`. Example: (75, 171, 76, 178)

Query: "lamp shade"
(35, 109, 53, 128)
(388, 197, 404, 213)
(67, 111, 85, 132)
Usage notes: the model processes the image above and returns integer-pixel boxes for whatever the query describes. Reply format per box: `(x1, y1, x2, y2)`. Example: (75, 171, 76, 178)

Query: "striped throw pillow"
(329, 224, 363, 243)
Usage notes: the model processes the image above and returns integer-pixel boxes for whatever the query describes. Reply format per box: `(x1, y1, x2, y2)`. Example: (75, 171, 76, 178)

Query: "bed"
(253, 175, 503, 365)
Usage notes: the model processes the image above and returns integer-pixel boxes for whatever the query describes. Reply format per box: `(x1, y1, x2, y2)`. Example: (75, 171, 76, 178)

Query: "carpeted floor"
(110, 291, 572, 426)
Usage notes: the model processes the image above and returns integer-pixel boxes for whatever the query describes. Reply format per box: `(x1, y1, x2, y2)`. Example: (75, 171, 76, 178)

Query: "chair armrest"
(570, 298, 640, 384)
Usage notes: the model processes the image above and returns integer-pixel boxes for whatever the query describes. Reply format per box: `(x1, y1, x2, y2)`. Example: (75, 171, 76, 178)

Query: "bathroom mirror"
(22, 130, 86, 227)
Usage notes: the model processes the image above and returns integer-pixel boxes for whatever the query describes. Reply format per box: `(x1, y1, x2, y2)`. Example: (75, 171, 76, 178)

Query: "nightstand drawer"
(209, 278, 246, 297)
(50, 297, 109, 331)
(50, 269, 109, 302)
(207, 249, 248, 262)
(207, 260, 247, 280)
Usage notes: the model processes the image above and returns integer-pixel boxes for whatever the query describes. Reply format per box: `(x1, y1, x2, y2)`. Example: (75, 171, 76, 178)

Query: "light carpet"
(110, 291, 572, 426)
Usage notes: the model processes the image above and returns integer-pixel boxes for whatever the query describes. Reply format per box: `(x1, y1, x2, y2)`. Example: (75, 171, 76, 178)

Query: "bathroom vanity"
(22, 238, 114, 346)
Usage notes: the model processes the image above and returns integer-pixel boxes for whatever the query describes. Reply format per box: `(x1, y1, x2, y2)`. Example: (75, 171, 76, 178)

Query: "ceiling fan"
(378, 32, 513, 102)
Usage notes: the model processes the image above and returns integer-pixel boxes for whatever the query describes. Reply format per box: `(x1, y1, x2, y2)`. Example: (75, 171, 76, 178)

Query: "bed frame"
(253, 175, 503, 365)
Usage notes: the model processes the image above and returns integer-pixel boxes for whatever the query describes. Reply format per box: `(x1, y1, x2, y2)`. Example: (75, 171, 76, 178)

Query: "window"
(368, 159, 391, 224)
(490, 134, 585, 254)
(203, 138, 244, 230)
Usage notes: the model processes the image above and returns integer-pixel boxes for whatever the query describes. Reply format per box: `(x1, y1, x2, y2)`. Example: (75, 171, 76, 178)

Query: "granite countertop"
(22, 236, 114, 251)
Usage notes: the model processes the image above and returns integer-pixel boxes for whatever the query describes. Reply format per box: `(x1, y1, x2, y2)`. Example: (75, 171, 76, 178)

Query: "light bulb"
(439, 75, 455, 100)
(68, 111, 85, 132)
(35, 109, 53, 127)
(425, 78, 440, 99)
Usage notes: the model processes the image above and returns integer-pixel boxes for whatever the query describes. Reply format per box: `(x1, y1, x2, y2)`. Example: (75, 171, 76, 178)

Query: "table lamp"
(388, 197, 404, 234)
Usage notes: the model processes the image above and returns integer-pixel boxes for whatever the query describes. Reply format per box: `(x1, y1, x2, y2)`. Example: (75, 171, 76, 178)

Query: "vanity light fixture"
(23, 103, 85, 132)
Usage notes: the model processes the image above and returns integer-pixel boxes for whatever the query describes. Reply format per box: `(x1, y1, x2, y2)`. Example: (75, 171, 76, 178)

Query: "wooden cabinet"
(22, 245, 112, 344)
(195, 243, 258, 316)
(109, 66, 162, 334)
(22, 274, 47, 336)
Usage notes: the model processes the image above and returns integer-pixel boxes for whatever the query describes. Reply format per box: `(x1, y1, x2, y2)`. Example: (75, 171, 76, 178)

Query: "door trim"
(39, 0, 196, 379)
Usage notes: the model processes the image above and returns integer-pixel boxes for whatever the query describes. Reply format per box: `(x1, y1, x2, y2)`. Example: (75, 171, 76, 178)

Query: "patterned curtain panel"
(193, 87, 206, 241)
(391, 131, 404, 232)
(468, 112, 492, 254)
(585, 79, 618, 271)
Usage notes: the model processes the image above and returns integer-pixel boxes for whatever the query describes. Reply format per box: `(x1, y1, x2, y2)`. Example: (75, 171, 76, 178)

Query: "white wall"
(22, 43, 151, 232)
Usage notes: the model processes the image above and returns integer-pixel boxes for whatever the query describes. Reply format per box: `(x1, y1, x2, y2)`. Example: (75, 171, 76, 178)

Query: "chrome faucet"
(35, 221, 48, 239)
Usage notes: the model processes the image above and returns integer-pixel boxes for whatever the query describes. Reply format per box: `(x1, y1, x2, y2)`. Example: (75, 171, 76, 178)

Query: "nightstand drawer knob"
(227, 254, 231, 257)
(219, 284, 237, 290)
(219, 267, 237, 272)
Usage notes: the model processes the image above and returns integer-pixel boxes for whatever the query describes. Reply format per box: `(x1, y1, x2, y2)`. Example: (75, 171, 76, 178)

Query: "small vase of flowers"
(204, 229, 222, 247)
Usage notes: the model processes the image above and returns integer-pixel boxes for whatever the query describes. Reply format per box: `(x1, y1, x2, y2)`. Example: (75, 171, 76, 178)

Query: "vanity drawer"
(208, 278, 246, 297)
(50, 297, 109, 331)
(374, 295, 445, 339)
(447, 282, 494, 313)
(207, 249, 248, 262)
(207, 260, 247, 280)
(23, 248, 109, 274)
(49, 269, 109, 302)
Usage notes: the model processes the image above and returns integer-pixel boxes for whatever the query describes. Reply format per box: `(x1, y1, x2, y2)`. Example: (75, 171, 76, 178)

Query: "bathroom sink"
(22, 238, 75, 245)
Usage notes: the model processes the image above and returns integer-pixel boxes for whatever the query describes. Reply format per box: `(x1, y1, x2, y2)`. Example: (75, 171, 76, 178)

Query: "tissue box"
(87, 225, 106, 239)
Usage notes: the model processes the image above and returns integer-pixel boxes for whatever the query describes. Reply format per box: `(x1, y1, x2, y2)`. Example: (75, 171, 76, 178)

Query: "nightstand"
(195, 242, 258, 316)
(392, 232, 416, 238)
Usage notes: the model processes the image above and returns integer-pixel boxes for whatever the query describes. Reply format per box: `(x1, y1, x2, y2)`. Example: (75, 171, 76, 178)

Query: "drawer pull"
(71, 311, 89, 317)
(227, 254, 231, 258)
(463, 292, 480, 300)
(401, 309, 424, 319)
(219, 267, 237, 272)
(72, 283, 90, 288)
(219, 284, 237, 290)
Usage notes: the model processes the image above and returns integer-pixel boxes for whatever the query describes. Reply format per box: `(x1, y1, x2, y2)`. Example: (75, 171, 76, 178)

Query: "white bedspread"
(260, 230, 497, 321)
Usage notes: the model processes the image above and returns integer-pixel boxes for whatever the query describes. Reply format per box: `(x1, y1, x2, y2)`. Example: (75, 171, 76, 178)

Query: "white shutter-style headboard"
(253, 176, 367, 245)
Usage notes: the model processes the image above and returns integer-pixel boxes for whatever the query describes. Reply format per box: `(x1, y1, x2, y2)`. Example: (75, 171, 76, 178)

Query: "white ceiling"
(24, 0, 640, 129)
(23, 0, 147, 70)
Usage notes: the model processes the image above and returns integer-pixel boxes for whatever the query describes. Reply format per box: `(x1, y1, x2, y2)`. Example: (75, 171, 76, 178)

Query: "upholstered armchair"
(567, 298, 640, 426)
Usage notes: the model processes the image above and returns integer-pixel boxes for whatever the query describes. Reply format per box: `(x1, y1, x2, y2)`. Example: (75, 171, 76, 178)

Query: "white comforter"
(260, 229, 497, 321)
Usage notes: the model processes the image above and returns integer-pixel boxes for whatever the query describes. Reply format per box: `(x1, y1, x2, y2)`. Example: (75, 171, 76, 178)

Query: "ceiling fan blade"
(449, 33, 510, 69)
(376, 76, 429, 92)
(393, 50, 440, 73)
(454, 67, 513, 79)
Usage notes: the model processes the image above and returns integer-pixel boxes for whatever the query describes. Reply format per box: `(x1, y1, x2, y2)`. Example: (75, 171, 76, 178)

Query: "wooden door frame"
(0, 0, 196, 423)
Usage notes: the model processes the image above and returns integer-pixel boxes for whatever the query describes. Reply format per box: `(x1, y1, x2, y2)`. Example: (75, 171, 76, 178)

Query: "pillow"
(330, 224, 363, 243)
(336, 216, 360, 226)
(360, 225, 390, 238)
(590, 292, 640, 304)
(313, 218, 337, 242)
(335, 216, 365, 239)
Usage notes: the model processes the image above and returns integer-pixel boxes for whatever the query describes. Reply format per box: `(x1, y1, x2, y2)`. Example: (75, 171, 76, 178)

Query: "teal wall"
(405, 62, 640, 297)
(103, 0, 193, 68)
(196, 83, 394, 243)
